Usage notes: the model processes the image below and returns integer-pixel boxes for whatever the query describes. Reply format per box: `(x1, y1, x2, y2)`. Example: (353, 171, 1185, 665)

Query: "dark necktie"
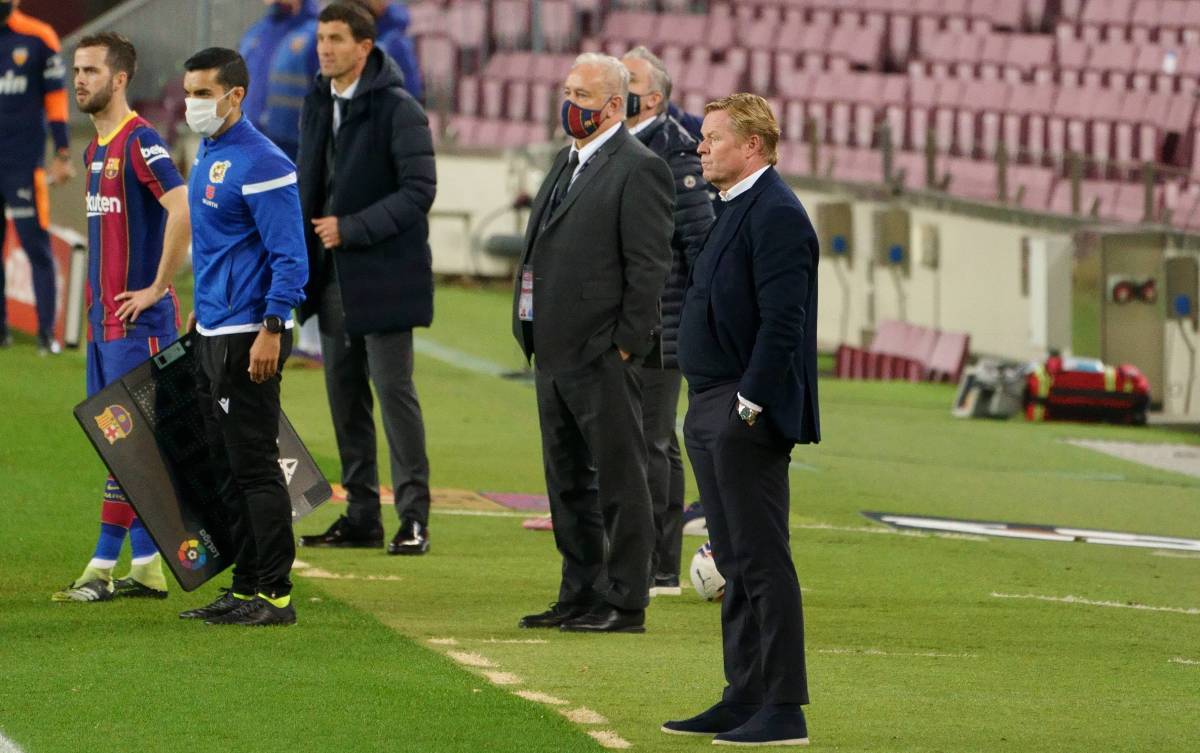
(547, 151, 580, 219)
(334, 96, 349, 135)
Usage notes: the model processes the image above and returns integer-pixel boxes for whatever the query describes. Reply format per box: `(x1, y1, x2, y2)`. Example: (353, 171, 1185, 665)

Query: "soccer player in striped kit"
(52, 33, 191, 602)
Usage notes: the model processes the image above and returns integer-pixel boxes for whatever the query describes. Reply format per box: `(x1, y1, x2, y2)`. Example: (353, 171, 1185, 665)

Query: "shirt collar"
(570, 120, 622, 166)
(331, 76, 361, 101)
(628, 117, 656, 136)
(719, 165, 770, 202)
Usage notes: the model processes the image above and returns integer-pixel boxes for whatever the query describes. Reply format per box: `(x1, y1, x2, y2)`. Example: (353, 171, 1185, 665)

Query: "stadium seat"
(1001, 83, 1056, 163)
(493, 0, 530, 50)
(1002, 34, 1054, 83)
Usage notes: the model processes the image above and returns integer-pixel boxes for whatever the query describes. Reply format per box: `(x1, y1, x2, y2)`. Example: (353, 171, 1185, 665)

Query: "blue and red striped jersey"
(83, 112, 185, 343)
(0, 10, 68, 172)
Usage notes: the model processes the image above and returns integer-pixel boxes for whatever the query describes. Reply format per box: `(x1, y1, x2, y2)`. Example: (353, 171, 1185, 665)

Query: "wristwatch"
(738, 404, 758, 426)
(263, 315, 284, 334)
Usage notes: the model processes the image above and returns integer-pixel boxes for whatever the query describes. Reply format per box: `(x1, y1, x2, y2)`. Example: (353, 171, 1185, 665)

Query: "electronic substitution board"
(73, 334, 331, 591)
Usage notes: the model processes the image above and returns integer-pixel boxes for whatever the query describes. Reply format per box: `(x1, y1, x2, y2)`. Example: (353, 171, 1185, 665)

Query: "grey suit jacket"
(511, 126, 675, 373)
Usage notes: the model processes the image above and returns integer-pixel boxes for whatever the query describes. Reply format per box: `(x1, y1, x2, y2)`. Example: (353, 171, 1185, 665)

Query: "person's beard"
(78, 79, 115, 115)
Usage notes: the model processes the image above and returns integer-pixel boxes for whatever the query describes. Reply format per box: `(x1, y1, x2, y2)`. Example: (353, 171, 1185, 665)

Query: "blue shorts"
(86, 334, 177, 398)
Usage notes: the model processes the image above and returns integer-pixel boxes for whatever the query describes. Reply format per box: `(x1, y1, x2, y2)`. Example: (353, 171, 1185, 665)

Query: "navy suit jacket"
(680, 166, 821, 445)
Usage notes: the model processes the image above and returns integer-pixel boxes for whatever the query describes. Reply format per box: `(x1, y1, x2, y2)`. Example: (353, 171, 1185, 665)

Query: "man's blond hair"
(704, 93, 780, 166)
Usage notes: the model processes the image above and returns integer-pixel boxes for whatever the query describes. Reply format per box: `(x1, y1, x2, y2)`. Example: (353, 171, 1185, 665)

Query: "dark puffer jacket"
(634, 114, 715, 369)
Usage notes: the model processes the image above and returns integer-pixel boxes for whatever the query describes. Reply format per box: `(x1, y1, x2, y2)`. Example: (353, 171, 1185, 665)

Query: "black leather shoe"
(299, 515, 384, 548)
(661, 701, 760, 736)
(387, 519, 429, 555)
(179, 589, 245, 620)
(560, 605, 645, 633)
(713, 706, 809, 747)
(206, 597, 296, 627)
(518, 601, 591, 629)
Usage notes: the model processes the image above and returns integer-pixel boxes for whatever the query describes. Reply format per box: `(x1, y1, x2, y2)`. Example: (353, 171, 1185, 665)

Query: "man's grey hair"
(622, 45, 672, 113)
(572, 52, 629, 102)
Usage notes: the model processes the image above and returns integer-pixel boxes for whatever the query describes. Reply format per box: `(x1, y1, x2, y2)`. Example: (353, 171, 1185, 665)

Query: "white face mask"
(185, 91, 234, 137)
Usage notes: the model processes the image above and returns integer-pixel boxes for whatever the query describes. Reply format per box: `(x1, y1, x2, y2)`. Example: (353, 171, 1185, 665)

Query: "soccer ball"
(689, 541, 725, 602)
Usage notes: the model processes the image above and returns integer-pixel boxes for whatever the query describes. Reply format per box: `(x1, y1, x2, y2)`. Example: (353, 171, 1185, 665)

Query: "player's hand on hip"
(249, 330, 282, 383)
(47, 156, 76, 185)
(114, 285, 167, 323)
(312, 216, 341, 249)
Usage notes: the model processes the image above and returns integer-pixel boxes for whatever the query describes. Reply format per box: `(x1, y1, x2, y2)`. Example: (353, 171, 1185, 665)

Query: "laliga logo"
(177, 538, 208, 570)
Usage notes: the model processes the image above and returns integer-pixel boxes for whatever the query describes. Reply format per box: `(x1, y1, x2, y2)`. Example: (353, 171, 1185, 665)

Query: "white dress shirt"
(331, 77, 361, 133)
(627, 116, 656, 137)
(568, 119, 622, 185)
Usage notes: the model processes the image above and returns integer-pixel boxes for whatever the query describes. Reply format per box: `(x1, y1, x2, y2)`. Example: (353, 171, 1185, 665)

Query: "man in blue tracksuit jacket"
(176, 48, 308, 628)
(238, 0, 317, 144)
(361, 0, 423, 103)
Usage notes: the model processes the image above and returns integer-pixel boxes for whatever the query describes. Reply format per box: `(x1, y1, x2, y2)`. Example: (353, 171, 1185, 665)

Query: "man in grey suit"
(513, 52, 675, 634)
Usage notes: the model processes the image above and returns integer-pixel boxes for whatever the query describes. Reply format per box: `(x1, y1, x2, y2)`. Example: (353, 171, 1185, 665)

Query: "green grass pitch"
(1, 281, 1197, 752)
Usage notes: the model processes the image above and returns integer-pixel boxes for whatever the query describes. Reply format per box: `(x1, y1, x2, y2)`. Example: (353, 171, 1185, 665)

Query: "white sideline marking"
(991, 592, 1200, 615)
(483, 671, 523, 685)
(514, 690, 570, 706)
(562, 707, 608, 724)
(1170, 657, 1199, 665)
(792, 523, 987, 542)
(478, 638, 550, 644)
(816, 647, 976, 659)
(589, 730, 632, 749)
(0, 733, 25, 753)
(427, 638, 459, 646)
(447, 651, 497, 668)
(292, 558, 403, 582)
(433, 508, 531, 519)
(1153, 551, 1200, 560)
(293, 558, 312, 568)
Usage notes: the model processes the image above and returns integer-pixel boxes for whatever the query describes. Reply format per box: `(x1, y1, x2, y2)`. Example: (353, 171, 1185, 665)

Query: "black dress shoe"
(387, 519, 429, 555)
(179, 589, 246, 620)
(206, 597, 296, 627)
(559, 605, 645, 633)
(713, 706, 809, 746)
(299, 515, 384, 548)
(518, 601, 591, 629)
(661, 701, 760, 736)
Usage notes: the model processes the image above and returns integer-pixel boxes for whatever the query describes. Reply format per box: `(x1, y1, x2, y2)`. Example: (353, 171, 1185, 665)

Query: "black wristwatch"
(263, 315, 284, 334)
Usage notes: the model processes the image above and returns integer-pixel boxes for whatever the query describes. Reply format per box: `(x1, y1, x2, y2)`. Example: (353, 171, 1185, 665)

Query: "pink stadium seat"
(1089, 89, 1125, 170)
(655, 13, 707, 48)
(408, 2, 444, 36)
(1057, 37, 1090, 87)
(492, 0, 530, 49)
(945, 157, 998, 201)
(448, 1, 487, 51)
(1112, 182, 1158, 223)
(889, 11, 914, 69)
(909, 76, 939, 152)
(458, 75, 479, 117)
(1086, 41, 1136, 88)
(1184, 2, 1200, 44)
(933, 78, 967, 154)
(1129, 0, 1161, 44)
(540, 0, 576, 52)
(807, 73, 843, 144)
(418, 35, 457, 99)
(706, 3, 735, 50)
(957, 80, 1009, 158)
(1002, 35, 1054, 83)
(1050, 179, 1121, 219)
(978, 33, 1009, 79)
(602, 11, 658, 48)
(1007, 164, 1057, 210)
(1002, 83, 1056, 163)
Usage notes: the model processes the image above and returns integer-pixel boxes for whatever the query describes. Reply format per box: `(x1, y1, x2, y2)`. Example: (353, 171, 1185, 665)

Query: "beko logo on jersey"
(86, 193, 123, 216)
(0, 71, 29, 95)
(140, 144, 170, 164)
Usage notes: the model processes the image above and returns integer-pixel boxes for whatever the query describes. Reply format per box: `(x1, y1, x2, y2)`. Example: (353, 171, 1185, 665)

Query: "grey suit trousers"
(535, 348, 654, 611)
(318, 279, 431, 529)
(641, 366, 685, 579)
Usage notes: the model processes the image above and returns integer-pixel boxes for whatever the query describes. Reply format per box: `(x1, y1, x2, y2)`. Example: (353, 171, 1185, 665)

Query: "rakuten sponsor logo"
(86, 193, 122, 216)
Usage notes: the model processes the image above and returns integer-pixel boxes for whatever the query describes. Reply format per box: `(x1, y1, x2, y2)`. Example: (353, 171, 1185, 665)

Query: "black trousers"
(319, 280, 431, 529)
(195, 330, 295, 598)
(535, 348, 654, 611)
(641, 367, 685, 579)
(683, 384, 809, 705)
